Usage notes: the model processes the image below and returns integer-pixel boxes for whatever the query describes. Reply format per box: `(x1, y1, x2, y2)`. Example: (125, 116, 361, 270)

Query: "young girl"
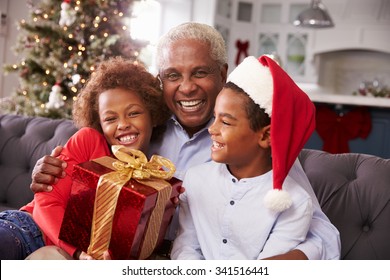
(171, 55, 316, 259)
(0, 57, 171, 260)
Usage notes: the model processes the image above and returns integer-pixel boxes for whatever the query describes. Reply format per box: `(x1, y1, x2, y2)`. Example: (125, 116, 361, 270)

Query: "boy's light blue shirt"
(148, 115, 340, 259)
(171, 161, 313, 260)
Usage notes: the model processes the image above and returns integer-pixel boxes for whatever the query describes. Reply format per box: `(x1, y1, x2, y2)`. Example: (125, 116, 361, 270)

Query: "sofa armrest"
(299, 149, 390, 259)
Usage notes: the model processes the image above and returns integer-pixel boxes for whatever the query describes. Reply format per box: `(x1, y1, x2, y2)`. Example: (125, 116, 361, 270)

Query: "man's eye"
(165, 73, 180, 81)
(193, 70, 208, 78)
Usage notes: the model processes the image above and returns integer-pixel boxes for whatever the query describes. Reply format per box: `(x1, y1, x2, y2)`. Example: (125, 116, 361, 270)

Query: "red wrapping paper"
(59, 159, 181, 259)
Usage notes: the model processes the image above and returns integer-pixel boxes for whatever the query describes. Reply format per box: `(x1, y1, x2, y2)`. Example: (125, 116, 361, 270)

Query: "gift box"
(59, 146, 181, 260)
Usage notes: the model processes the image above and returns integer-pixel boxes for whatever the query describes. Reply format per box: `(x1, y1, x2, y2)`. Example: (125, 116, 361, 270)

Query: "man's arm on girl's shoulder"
(30, 146, 67, 193)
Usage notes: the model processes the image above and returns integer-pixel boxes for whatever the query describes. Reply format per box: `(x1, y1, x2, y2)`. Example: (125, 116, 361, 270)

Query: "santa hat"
(227, 55, 316, 212)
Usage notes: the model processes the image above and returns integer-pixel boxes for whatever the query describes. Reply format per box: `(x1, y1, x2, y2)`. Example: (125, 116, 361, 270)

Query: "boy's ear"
(258, 125, 271, 148)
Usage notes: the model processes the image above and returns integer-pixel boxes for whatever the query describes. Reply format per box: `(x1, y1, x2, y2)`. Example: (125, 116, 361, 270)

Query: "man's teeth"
(179, 100, 203, 108)
(119, 135, 137, 143)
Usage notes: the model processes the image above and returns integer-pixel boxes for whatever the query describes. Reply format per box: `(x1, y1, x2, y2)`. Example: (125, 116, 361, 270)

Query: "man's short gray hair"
(156, 22, 227, 70)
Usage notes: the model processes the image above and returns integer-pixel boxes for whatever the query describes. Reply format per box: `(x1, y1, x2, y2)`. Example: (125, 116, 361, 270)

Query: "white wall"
(157, 0, 192, 36)
(157, 0, 216, 37)
(0, 0, 28, 99)
(0, 0, 8, 98)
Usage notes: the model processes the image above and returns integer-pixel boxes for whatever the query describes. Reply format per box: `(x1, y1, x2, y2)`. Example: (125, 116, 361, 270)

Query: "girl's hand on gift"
(78, 251, 94, 260)
(77, 250, 112, 260)
(103, 250, 112, 260)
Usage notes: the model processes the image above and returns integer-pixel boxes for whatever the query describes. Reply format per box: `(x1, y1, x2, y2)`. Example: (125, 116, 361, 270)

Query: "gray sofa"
(1, 113, 389, 259)
(0, 114, 77, 211)
(298, 149, 390, 260)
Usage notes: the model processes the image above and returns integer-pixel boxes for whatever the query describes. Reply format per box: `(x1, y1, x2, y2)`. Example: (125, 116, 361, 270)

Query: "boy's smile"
(211, 140, 224, 150)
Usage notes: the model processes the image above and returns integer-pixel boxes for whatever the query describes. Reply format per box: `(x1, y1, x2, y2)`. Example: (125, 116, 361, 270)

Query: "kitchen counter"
(298, 83, 390, 108)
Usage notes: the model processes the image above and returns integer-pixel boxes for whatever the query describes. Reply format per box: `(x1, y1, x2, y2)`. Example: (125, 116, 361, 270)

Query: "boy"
(171, 55, 316, 259)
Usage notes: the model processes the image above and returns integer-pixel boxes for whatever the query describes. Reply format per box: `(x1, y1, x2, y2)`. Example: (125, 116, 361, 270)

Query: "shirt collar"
(168, 115, 215, 138)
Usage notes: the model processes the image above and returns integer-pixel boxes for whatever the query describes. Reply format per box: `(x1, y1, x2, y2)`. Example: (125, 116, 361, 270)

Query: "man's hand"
(30, 146, 67, 193)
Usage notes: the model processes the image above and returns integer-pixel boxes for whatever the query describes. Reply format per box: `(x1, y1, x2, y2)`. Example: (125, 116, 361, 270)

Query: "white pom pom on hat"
(227, 55, 316, 212)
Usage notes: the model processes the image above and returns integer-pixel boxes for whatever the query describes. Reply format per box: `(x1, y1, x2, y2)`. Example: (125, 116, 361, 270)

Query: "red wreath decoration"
(235, 40, 249, 66)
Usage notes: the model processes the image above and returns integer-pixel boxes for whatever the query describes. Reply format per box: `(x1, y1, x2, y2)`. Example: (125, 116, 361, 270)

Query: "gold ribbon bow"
(87, 145, 175, 260)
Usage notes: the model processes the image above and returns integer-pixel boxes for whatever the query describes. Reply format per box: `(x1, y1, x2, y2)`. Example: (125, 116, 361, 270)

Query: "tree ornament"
(46, 83, 65, 109)
(72, 74, 81, 84)
(59, 0, 76, 27)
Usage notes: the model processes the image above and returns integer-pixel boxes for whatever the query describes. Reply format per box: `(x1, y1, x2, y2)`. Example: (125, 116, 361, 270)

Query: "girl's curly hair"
(72, 56, 171, 141)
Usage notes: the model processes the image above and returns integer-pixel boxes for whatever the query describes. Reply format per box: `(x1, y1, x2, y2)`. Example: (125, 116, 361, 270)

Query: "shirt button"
(232, 178, 236, 183)
(222, 239, 227, 244)
(230, 200, 235, 205)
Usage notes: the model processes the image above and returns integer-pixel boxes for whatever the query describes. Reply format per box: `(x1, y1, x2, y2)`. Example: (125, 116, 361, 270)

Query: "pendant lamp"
(294, 0, 334, 28)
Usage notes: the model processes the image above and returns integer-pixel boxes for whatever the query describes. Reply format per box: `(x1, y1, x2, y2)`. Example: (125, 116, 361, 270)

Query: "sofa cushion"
(0, 114, 77, 211)
(299, 149, 390, 260)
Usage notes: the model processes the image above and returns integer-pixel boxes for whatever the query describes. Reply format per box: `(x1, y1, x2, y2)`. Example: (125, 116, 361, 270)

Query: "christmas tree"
(2, 0, 147, 119)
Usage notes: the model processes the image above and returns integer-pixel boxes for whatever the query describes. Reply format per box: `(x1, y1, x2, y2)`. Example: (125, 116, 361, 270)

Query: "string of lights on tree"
(2, 0, 147, 119)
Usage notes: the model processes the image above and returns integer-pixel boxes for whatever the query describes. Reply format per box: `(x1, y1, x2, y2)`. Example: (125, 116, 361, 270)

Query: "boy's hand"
(171, 186, 185, 205)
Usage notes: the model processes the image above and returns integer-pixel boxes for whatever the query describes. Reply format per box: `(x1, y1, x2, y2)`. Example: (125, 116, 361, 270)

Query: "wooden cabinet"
(214, 0, 390, 83)
(214, 0, 318, 82)
(310, 0, 390, 54)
